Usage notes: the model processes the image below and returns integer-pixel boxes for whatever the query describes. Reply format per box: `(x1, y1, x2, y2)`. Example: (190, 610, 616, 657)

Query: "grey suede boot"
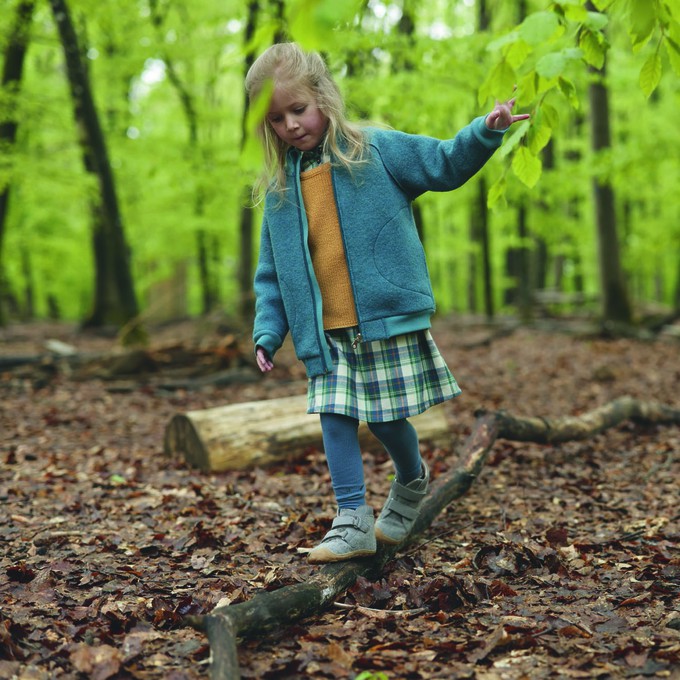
(375, 462, 429, 545)
(307, 505, 376, 563)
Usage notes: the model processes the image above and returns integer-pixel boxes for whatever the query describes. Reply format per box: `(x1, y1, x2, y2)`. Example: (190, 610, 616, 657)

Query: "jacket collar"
(285, 147, 303, 176)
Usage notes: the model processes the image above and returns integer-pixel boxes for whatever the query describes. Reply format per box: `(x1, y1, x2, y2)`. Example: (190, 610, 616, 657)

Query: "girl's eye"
(294, 106, 306, 114)
(269, 115, 282, 124)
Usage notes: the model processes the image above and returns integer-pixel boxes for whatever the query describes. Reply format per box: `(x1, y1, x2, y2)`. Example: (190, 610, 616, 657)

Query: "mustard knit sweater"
(300, 163, 358, 330)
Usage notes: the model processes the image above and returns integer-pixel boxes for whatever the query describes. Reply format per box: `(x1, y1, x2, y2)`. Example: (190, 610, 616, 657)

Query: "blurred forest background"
(0, 0, 678, 336)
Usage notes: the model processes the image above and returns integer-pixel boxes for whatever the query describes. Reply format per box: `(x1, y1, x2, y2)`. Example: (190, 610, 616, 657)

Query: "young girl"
(246, 42, 528, 564)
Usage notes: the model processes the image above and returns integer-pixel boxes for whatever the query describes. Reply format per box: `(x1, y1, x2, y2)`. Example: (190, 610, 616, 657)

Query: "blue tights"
(319, 413, 422, 510)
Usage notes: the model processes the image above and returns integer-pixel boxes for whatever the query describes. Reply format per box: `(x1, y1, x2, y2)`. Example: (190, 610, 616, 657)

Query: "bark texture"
(185, 396, 680, 679)
(49, 0, 138, 328)
(0, 0, 35, 325)
(585, 1, 632, 325)
(237, 1, 260, 322)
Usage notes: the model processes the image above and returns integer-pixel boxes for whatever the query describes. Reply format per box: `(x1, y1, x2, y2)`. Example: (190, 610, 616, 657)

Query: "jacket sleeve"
(370, 117, 505, 201)
(252, 216, 289, 359)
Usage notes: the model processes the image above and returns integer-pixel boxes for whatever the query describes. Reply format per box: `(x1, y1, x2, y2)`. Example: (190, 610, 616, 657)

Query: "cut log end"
(164, 414, 210, 471)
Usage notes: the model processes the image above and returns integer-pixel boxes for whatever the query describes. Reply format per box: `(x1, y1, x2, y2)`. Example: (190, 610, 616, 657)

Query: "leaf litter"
(1, 319, 679, 678)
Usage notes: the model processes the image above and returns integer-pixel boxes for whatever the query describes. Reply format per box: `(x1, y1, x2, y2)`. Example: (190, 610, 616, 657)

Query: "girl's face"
(266, 84, 328, 152)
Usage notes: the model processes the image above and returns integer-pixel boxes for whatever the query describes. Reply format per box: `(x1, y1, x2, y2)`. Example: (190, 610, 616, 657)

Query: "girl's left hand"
(485, 98, 530, 130)
(255, 346, 274, 373)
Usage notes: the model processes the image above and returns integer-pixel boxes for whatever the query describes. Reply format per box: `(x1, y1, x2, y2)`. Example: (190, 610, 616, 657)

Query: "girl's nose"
(285, 115, 299, 130)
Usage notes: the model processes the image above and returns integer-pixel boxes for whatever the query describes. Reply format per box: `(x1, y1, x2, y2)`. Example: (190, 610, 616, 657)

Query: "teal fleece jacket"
(253, 116, 505, 377)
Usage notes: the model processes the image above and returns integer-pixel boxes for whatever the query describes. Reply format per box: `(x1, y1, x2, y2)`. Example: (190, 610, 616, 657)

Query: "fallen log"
(184, 396, 680, 680)
(164, 395, 450, 471)
(478, 396, 680, 444)
(0, 354, 46, 370)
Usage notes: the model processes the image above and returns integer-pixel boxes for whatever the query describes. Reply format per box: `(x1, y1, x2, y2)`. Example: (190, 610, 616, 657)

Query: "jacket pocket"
(373, 207, 433, 298)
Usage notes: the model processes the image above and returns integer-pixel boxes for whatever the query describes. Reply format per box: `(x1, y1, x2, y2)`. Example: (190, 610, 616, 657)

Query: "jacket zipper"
(351, 332, 363, 349)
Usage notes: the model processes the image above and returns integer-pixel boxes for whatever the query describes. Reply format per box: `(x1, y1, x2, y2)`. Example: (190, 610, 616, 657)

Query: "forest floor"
(1, 316, 679, 680)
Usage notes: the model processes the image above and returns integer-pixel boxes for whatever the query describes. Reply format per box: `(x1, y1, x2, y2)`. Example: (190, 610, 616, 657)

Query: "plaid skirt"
(307, 329, 461, 422)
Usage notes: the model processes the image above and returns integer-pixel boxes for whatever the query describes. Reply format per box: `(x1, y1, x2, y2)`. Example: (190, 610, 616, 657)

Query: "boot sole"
(374, 526, 401, 545)
(307, 547, 376, 564)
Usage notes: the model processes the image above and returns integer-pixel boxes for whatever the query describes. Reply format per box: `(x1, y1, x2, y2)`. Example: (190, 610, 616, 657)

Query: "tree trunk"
(164, 395, 450, 471)
(510, 0, 532, 322)
(674, 254, 680, 312)
(21, 245, 34, 319)
(197, 227, 217, 315)
(559, 114, 585, 296)
(468, 0, 492, 318)
(238, 187, 255, 320)
(503, 204, 531, 319)
(49, 0, 139, 328)
(185, 396, 680, 680)
(467, 235, 478, 313)
(479, 177, 494, 318)
(534, 235, 548, 292)
(0, 0, 35, 326)
(532, 138, 553, 300)
(585, 2, 633, 326)
(237, 0, 286, 324)
(148, 0, 216, 317)
(589, 72, 633, 324)
(237, 1, 260, 323)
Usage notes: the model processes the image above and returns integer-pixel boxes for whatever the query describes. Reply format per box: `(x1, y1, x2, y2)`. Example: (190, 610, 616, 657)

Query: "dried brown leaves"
(1, 321, 679, 678)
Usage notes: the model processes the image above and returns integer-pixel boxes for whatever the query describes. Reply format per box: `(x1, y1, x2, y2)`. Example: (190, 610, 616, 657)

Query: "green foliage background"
(1, 0, 679, 322)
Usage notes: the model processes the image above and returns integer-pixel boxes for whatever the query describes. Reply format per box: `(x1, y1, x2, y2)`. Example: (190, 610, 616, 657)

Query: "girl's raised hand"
(485, 98, 530, 131)
(256, 346, 274, 373)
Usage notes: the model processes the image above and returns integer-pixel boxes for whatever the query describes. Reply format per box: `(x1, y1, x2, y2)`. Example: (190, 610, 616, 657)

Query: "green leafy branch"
(479, 0, 680, 201)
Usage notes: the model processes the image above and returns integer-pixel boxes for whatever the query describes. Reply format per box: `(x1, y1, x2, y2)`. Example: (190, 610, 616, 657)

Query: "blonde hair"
(245, 42, 367, 201)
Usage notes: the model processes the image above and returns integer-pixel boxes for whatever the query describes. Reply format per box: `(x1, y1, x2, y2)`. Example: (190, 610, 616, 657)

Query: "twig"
(333, 602, 427, 616)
